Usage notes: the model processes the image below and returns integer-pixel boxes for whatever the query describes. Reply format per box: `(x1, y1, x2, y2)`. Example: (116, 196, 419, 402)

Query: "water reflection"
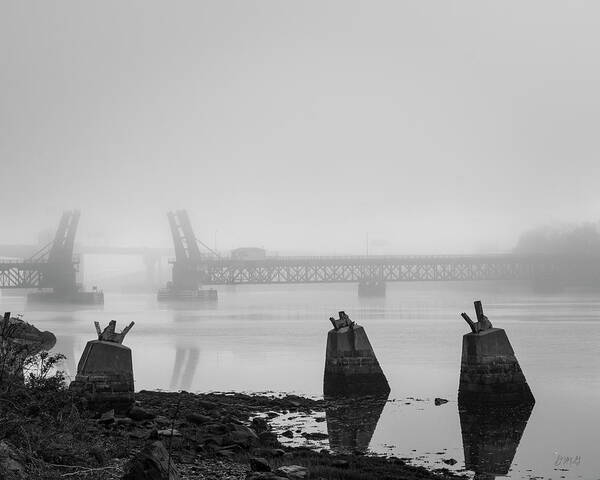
(459, 402, 534, 479)
(325, 394, 388, 454)
(169, 344, 200, 391)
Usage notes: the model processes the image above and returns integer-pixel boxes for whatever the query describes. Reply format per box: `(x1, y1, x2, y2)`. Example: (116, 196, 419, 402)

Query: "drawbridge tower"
(42, 210, 80, 294)
(0, 210, 103, 304)
(158, 210, 217, 301)
(168, 209, 204, 291)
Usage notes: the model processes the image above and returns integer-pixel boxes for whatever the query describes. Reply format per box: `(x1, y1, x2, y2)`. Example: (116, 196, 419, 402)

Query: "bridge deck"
(191, 254, 579, 285)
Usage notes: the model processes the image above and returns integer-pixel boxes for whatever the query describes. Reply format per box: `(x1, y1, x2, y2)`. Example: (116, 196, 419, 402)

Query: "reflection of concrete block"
(324, 323, 389, 397)
(458, 328, 534, 405)
(326, 394, 388, 454)
(70, 340, 134, 413)
(459, 403, 533, 477)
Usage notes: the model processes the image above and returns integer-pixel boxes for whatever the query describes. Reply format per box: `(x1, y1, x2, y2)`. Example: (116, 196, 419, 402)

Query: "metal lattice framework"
(179, 254, 589, 285)
(0, 211, 80, 290)
(0, 260, 47, 288)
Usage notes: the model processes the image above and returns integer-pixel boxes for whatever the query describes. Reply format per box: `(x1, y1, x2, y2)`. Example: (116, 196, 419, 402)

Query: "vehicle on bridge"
(230, 247, 266, 260)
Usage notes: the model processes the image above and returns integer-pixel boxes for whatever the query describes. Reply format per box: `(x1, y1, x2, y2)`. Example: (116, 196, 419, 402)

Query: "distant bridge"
(191, 254, 590, 285)
(160, 211, 600, 290)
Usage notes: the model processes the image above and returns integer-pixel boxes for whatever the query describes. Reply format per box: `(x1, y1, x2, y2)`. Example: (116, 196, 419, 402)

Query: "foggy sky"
(2, 1, 600, 255)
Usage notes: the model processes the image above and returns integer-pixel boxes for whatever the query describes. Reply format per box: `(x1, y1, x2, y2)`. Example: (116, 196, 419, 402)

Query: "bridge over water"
(3, 210, 598, 296)
(190, 254, 588, 285)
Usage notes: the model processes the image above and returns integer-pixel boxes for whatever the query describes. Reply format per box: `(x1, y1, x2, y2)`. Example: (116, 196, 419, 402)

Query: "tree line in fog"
(515, 221, 600, 255)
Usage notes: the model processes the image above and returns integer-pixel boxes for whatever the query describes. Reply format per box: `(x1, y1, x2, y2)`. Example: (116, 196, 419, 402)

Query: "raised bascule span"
(0, 211, 104, 304)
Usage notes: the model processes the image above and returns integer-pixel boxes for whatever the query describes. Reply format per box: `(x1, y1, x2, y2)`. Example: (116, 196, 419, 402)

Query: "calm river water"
(1, 282, 598, 479)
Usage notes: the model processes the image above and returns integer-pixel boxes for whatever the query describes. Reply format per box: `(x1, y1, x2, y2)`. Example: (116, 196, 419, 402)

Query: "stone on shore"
(275, 465, 308, 479)
(0, 441, 25, 480)
(250, 457, 271, 472)
(122, 440, 180, 480)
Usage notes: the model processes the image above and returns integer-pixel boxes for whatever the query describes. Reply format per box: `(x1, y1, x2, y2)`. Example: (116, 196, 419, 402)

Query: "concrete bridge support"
(70, 321, 135, 413)
(323, 312, 390, 397)
(458, 301, 534, 405)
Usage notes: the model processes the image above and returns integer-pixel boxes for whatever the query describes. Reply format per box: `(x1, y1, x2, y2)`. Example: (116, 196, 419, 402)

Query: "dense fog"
(2, 1, 599, 256)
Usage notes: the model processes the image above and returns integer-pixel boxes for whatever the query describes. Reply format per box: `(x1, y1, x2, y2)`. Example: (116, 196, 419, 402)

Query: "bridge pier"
(458, 301, 534, 406)
(358, 279, 386, 297)
(324, 311, 390, 397)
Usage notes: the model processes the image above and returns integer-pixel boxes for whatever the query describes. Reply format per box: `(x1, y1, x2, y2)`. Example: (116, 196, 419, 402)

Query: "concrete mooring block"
(323, 311, 390, 397)
(458, 301, 534, 405)
(70, 320, 135, 413)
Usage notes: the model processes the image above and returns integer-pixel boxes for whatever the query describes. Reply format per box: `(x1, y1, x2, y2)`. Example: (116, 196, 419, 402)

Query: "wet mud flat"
(0, 388, 468, 479)
(134, 390, 466, 480)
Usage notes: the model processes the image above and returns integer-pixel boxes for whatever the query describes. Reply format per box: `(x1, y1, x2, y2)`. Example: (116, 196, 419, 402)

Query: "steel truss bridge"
(186, 254, 599, 285)
(0, 211, 80, 290)
(160, 211, 600, 288)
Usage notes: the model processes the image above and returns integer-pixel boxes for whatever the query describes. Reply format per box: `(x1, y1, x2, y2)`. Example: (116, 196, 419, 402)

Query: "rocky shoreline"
(0, 387, 467, 479)
(84, 390, 468, 479)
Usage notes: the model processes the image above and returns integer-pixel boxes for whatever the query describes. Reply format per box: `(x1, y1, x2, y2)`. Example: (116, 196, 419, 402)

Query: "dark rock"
(128, 429, 149, 440)
(205, 423, 229, 435)
(250, 457, 271, 472)
(122, 440, 181, 479)
(281, 430, 294, 438)
(275, 465, 308, 479)
(252, 448, 285, 458)
(301, 432, 328, 440)
(434, 398, 449, 406)
(246, 474, 287, 480)
(89, 446, 107, 466)
(251, 417, 269, 433)
(258, 431, 279, 447)
(217, 449, 236, 458)
(331, 459, 349, 469)
(0, 441, 25, 480)
(225, 425, 259, 448)
(99, 409, 115, 425)
(442, 458, 457, 465)
(186, 413, 212, 425)
(129, 406, 156, 421)
(198, 400, 217, 410)
(154, 416, 171, 427)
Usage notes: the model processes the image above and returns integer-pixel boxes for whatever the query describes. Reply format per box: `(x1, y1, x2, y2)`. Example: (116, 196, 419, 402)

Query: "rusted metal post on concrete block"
(70, 321, 136, 413)
(458, 301, 534, 406)
(323, 311, 389, 397)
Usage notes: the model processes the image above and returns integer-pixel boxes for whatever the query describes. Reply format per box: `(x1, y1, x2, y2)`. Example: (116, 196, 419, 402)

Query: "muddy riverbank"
(0, 386, 466, 479)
